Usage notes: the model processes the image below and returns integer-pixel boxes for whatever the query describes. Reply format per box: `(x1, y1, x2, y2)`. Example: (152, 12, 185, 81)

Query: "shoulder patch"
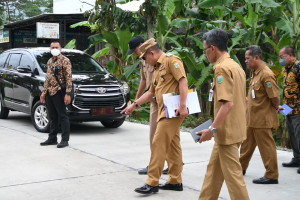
(266, 82, 272, 88)
(174, 62, 180, 68)
(217, 75, 224, 84)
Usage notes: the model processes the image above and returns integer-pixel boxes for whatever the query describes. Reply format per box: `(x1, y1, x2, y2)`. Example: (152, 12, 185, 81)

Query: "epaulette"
(166, 53, 173, 57)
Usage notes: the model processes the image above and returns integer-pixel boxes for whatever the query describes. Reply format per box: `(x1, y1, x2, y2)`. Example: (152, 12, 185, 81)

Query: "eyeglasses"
(204, 46, 211, 53)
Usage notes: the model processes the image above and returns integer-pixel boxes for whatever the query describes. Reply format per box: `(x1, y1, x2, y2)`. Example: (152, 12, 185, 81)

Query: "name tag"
(252, 89, 256, 99)
(209, 89, 214, 102)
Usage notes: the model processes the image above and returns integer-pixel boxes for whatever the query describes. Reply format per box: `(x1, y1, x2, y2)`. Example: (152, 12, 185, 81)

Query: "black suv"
(0, 48, 130, 132)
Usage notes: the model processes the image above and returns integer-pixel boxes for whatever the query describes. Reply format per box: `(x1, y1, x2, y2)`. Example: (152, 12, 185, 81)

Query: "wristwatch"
(209, 125, 217, 135)
(133, 101, 140, 108)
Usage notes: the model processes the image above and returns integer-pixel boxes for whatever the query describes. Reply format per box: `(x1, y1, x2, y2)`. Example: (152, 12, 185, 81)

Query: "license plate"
(91, 107, 114, 115)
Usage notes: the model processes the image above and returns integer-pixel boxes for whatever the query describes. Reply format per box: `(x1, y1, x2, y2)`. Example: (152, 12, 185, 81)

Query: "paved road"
(0, 112, 299, 200)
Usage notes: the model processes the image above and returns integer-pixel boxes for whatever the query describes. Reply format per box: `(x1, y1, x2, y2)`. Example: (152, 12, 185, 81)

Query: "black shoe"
(253, 177, 278, 184)
(57, 141, 69, 148)
(159, 182, 183, 191)
(243, 170, 246, 175)
(297, 167, 300, 174)
(282, 159, 300, 167)
(162, 168, 169, 174)
(40, 139, 57, 146)
(134, 184, 158, 194)
(138, 166, 148, 175)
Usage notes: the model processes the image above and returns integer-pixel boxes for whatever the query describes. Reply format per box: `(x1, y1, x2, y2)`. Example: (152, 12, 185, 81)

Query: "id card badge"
(251, 83, 255, 99)
(209, 89, 214, 102)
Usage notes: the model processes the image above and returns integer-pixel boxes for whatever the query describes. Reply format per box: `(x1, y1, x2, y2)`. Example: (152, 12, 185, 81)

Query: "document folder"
(190, 119, 213, 143)
(280, 104, 293, 116)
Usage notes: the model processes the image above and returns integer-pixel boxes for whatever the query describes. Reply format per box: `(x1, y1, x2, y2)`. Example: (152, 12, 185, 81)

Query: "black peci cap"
(127, 36, 145, 55)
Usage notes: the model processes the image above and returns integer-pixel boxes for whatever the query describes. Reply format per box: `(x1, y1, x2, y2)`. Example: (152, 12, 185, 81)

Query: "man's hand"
(197, 129, 213, 143)
(121, 102, 136, 115)
(278, 105, 284, 113)
(175, 105, 189, 118)
(64, 94, 71, 105)
(40, 94, 46, 104)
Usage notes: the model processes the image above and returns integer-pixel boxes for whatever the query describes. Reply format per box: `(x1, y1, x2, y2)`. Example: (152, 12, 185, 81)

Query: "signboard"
(14, 30, 36, 43)
(0, 29, 9, 43)
(36, 22, 59, 39)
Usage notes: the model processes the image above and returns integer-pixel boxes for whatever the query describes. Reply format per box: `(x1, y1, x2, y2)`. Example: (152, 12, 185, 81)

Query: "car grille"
(73, 85, 125, 110)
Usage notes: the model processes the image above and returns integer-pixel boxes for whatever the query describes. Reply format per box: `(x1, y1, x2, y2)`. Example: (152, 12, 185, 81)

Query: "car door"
(2, 53, 22, 108)
(12, 52, 37, 113)
(0, 52, 9, 103)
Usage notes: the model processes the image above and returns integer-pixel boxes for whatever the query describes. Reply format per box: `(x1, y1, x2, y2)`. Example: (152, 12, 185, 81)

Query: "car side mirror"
(17, 65, 32, 73)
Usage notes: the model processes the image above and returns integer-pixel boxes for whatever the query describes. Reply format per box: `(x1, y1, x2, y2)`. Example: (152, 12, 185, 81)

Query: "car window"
(7, 53, 22, 70)
(0, 52, 9, 68)
(34, 52, 106, 73)
(20, 53, 34, 71)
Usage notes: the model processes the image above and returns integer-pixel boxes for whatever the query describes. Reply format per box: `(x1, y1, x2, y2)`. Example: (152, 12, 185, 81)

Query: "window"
(0, 52, 9, 68)
(34, 52, 106, 73)
(20, 53, 34, 71)
(7, 53, 22, 70)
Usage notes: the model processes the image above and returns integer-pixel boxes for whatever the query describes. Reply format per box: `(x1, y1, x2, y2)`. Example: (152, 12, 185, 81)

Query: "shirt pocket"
(159, 66, 167, 82)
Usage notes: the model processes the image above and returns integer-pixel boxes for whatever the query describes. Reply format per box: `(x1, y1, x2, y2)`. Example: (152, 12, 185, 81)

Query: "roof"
(4, 47, 85, 55)
(4, 13, 86, 29)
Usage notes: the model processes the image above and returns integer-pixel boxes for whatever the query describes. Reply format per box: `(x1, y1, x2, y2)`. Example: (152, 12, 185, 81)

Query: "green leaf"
(88, 34, 104, 44)
(103, 31, 119, 49)
(261, 0, 280, 8)
(198, 0, 233, 8)
(106, 60, 119, 74)
(197, 65, 213, 86)
(70, 21, 90, 28)
(64, 39, 76, 49)
(92, 45, 110, 59)
(123, 59, 141, 78)
(262, 32, 279, 54)
(163, 0, 176, 19)
(115, 29, 133, 59)
(157, 14, 169, 36)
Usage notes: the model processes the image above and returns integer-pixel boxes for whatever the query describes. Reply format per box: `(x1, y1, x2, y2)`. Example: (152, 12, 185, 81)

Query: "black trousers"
(286, 114, 300, 160)
(46, 91, 70, 142)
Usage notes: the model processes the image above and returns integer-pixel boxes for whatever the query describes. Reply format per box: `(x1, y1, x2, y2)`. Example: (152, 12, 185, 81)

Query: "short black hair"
(50, 41, 61, 46)
(246, 45, 263, 60)
(282, 46, 295, 57)
(203, 29, 228, 52)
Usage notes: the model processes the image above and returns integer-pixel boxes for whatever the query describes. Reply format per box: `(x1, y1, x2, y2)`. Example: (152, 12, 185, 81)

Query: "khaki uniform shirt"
(282, 59, 300, 115)
(42, 54, 72, 96)
(140, 60, 155, 90)
(149, 53, 186, 122)
(212, 53, 247, 145)
(247, 65, 280, 128)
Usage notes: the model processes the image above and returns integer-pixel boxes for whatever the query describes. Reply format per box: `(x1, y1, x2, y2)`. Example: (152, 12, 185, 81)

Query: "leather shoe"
(134, 184, 158, 194)
(253, 177, 278, 184)
(138, 166, 148, 175)
(243, 170, 246, 175)
(297, 167, 300, 174)
(282, 159, 300, 167)
(40, 139, 57, 146)
(162, 168, 169, 175)
(57, 141, 69, 148)
(159, 182, 183, 191)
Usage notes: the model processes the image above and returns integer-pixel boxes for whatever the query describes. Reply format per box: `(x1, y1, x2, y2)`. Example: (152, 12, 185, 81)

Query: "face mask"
(279, 58, 287, 66)
(51, 48, 61, 57)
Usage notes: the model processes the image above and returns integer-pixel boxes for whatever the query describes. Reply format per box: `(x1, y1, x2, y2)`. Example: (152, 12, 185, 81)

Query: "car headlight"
(120, 81, 130, 94)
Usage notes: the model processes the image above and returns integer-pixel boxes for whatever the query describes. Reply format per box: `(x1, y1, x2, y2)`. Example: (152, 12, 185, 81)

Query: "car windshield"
(34, 52, 106, 73)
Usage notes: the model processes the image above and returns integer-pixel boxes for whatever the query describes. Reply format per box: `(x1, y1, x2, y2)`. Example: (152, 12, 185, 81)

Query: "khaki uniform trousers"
(146, 117, 184, 186)
(199, 143, 249, 200)
(149, 101, 158, 149)
(240, 127, 279, 180)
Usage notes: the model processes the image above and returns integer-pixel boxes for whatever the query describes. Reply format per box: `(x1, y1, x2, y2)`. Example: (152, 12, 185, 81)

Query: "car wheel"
(31, 101, 50, 133)
(101, 118, 125, 128)
(0, 96, 9, 119)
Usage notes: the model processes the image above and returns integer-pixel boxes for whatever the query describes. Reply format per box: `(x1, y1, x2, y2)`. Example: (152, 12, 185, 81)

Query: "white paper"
(163, 90, 201, 119)
(209, 89, 214, 102)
